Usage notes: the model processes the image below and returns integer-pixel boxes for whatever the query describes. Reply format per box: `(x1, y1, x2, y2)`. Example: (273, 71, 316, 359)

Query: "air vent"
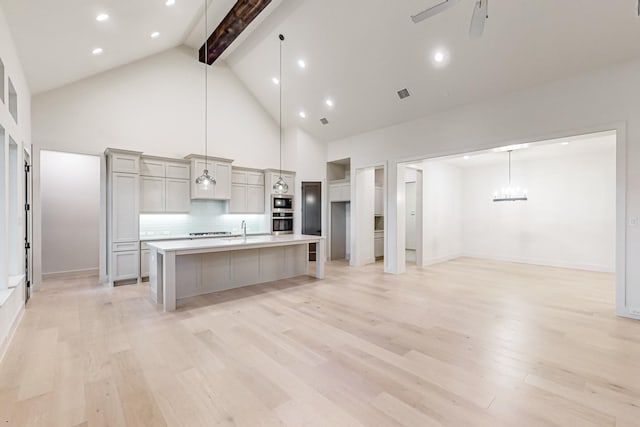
(397, 88, 410, 99)
(320, 118, 329, 125)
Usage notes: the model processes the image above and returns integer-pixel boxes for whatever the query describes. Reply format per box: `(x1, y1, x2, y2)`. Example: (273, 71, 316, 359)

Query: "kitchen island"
(147, 234, 325, 311)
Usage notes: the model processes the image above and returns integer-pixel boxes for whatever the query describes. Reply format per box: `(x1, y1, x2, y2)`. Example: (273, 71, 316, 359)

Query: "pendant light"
(493, 150, 528, 202)
(273, 34, 289, 194)
(195, 0, 216, 188)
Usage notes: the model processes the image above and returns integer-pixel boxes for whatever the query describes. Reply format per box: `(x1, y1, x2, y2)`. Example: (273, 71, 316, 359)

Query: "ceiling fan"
(411, 0, 489, 38)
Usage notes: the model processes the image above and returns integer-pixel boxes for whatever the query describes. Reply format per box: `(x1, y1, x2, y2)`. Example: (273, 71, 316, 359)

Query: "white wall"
(282, 128, 327, 236)
(353, 168, 375, 266)
(462, 144, 616, 272)
(32, 46, 280, 167)
(0, 2, 31, 360)
(40, 151, 100, 276)
(327, 57, 640, 317)
(421, 161, 463, 265)
(31, 45, 290, 288)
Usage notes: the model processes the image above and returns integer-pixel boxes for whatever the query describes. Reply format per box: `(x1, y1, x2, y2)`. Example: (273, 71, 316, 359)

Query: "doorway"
(24, 149, 32, 301)
(398, 130, 617, 275)
(301, 182, 322, 236)
(405, 181, 417, 263)
(330, 202, 349, 260)
(40, 150, 100, 280)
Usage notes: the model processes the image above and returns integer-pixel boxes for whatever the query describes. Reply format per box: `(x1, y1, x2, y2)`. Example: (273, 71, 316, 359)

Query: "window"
(0, 126, 6, 287)
(8, 77, 17, 123)
(0, 57, 5, 104)
(9, 137, 19, 276)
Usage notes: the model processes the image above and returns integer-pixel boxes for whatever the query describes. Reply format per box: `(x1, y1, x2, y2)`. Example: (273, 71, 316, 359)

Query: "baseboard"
(421, 254, 463, 267)
(42, 268, 99, 280)
(462, 253, 615, 273)
(0, 288, 25, 363)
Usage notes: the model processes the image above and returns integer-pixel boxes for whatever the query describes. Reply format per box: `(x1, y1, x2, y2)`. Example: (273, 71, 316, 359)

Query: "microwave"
(272, 195, 293, 211)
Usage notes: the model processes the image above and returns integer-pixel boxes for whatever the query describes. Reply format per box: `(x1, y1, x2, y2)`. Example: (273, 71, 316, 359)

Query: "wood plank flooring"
(1, 257, 639, 426)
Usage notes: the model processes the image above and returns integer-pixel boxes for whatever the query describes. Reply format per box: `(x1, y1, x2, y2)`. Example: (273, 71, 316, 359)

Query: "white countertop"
(146, 234, 324, 253)
(140, 232, 270, 242)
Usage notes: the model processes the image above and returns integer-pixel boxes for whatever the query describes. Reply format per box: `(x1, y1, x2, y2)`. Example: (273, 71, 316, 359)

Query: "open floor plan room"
(1, 259, 638, 426)
(1, 1, 640, 426)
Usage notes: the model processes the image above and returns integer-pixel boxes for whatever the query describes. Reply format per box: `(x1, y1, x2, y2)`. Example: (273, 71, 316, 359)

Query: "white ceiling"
(226, 0, 640, 141)
(426, 131, 617, 168)
(3, 1, 640, 142)
(1, 0, 203, 93)
(0, 0, 282, 94)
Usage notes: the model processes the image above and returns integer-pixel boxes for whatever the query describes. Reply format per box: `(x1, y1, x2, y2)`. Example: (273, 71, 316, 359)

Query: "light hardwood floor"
(1, 257, 639, 426)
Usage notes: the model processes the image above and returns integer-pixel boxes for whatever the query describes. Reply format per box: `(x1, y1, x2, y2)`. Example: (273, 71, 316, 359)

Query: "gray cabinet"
(187, 156, 233, 200)
(230, 168, 265, 213)
(106, 149, 142, 284)
(329, 182, 350, 202)
(140, 176, 165, 213)
(112, 172, 139, 243)
(140, 157, 190, 214)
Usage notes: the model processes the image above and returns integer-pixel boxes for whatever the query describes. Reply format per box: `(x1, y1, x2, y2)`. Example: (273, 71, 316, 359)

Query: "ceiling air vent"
(397, 88, 410, 100)
(320, 118, 329, 125)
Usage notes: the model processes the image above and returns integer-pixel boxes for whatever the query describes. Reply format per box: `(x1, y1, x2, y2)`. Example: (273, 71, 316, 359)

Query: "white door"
(405, 182, 417, 250)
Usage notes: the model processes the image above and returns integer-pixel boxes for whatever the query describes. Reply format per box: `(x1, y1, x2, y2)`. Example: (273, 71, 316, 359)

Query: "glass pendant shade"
(273, 176, 288, 194)
(195, 169, 216, 187)
(273, 34, 289, 195)
(195, 0, 215, 188)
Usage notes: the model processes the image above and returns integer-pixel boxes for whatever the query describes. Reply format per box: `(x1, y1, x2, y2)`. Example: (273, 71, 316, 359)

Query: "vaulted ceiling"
(4, 0, 640, 142)
(225, 0, 640, 142)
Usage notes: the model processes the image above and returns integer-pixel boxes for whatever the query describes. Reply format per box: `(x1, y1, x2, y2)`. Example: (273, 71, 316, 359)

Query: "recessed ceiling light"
(272, 77, 279, 85)
(165, 0, 176, 6)
(434, 50, 446, 63)
(463, 155, 470, 160)
(299, 111, 307, 119)
(150, 32, 160, 39)
(92, 47, 104, 55)
(493, 143, 529, 153)
(96, 13, 109, 22)
(297, 59, 306, 69)
(325, 99, 334, 108)
(561, 142, 570, 146)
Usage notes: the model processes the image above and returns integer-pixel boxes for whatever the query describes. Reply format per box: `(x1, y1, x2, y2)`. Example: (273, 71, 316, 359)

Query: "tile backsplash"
(140, 200, 269, 237)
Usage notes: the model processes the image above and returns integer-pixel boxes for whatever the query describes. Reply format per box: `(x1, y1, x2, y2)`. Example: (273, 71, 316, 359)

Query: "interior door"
(24, 154, 32, 302)
(331, 202, 347, 260)
(405, 182, 417, 250)
(302, 182, 322, 235)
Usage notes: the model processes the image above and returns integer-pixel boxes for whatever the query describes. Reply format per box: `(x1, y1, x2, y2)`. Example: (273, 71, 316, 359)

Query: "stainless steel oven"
(272, 195, 293, 212)
(272, 212, 294, 235)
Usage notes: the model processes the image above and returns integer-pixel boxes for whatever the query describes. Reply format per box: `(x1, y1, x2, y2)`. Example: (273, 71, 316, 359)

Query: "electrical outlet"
(630, 216, 639, 227)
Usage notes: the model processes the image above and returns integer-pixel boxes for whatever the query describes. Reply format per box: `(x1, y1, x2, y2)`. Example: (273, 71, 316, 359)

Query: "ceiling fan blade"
(411, 0, 462, 24)
(469, 0, 488, 37)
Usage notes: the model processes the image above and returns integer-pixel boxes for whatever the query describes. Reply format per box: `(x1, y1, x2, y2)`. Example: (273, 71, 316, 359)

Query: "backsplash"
(140, 200, 269, 237)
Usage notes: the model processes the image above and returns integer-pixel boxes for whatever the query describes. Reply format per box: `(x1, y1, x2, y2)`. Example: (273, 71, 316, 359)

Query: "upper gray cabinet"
(186, 155, 233, 200)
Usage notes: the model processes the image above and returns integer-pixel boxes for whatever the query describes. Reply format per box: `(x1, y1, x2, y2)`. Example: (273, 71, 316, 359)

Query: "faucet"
(241, 220, 247, 239)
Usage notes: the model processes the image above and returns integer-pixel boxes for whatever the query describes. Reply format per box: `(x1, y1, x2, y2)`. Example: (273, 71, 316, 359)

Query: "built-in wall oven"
(272, 212, 293, 235)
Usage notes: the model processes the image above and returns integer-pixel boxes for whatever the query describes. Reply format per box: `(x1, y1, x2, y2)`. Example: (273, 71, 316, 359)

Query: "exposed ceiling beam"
(199, 0, 272, 65)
